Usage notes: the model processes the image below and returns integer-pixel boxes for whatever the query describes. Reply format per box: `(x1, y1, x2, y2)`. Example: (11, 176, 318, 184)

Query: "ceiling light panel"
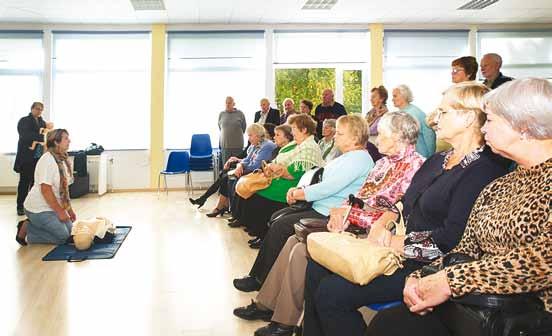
(130, 0, 166, 11)
(302, 0, 338, 10)
(458, 0, 499, 10)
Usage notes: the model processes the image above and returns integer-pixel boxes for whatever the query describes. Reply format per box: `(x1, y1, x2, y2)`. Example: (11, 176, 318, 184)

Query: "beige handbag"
(235, 161, 279, 199)
(307, 232, 403, 285)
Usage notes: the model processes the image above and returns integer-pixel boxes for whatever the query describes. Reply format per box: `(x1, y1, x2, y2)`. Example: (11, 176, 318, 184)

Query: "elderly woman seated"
(189, 123, 276, 216)
(232, 114, 324, 245)
(233, 114, 374, 291)
(367, 78, 552, 336)
(392, 84, 436, 158)
(302, 82, 511, 336)
(233, 112, 426, 336)
(318, 119, 341, 162)
(16, 129, 77, 245)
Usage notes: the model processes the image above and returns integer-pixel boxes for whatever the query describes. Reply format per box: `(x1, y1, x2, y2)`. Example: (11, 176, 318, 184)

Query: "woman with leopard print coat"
(368, 78, 552, 336)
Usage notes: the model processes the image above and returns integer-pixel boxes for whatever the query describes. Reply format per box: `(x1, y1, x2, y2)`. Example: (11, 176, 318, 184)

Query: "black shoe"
(233, 300, 273, 322)
(249, 238, 263, 249)
(227, 216, 238, 222)
(206, 207, 228, 218)
(16, 219, 28, 246)
(189, 197, 206, 209)
(254, 322, 295, 336)
(228, 220, 242, 228)
(233, 276, 261, 292)
(17, 208, 25, 216)
(247, 237, 259, 244)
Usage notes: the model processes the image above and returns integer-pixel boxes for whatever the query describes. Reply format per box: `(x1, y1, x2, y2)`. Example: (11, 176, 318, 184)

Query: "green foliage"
(343, 70, 362, 114)
(274, 68, 335, 114)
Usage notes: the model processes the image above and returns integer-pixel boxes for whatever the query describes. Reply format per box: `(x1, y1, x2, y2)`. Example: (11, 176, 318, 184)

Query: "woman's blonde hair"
(442, 81, 490, 128)
(246, 123, 266, 140)
(336, 114, 369, 146)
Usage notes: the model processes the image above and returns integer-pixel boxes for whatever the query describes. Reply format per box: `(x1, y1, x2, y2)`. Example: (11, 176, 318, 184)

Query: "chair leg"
(164, 175, 168, 196)
(189, 172, 194, 193)
(157, 173, 161, 198)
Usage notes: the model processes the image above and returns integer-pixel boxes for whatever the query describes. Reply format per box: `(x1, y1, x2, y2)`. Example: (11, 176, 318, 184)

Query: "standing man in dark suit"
(254, 98, 280, 125)
(481, 53, 513, 89)
(314, 88, 347, 139)
(14, 102, 46, 216)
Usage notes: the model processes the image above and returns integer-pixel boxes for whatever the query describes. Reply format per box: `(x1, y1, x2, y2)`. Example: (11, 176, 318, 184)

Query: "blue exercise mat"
(42, 226, 132, 262)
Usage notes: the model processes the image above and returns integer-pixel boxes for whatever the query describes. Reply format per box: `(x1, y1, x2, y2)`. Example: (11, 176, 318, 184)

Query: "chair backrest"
(166, 151, 190, 173)
(190, 134, 213, 156)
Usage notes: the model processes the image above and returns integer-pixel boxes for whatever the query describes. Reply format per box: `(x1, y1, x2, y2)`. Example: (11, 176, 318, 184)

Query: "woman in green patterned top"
(235, 114, 324, 243)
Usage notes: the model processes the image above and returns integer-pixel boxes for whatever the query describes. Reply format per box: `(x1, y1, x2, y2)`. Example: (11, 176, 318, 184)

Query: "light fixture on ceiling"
(457, 0, 499, 10)
(130, 0, 166, 11)
(302, 0, 338, 10)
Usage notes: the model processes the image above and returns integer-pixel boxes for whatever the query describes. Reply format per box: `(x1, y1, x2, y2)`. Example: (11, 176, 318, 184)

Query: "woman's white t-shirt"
(24, 152, 72, 213)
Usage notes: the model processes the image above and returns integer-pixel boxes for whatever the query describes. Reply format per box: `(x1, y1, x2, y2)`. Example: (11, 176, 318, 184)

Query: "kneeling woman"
(16, 129, 76, 245)
(236, 114, 324, 242)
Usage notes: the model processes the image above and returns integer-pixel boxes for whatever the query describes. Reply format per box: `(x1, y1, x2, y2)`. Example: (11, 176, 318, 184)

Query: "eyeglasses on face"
(451, 67, 465, 74)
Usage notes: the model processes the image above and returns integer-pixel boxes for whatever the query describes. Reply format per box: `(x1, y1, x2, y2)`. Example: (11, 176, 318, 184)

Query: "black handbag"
(422, 253, 552, 336)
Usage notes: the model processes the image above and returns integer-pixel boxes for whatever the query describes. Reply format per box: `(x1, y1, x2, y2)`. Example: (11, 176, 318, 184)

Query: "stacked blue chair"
(157, 151, 191, 196)
(366, 300, 402, 311)
(188, 134, 215, 189)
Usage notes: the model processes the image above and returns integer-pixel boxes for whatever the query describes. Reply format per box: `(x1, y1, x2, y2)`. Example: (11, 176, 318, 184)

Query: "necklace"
(442, 145, 485, 169)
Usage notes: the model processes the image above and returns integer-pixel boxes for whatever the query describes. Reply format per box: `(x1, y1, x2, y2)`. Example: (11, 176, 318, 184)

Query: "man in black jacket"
(14, 102, 46, 215)
(254, 98, 280, 125)
(314, 88, 347, 139)
(481, 53, 513, 90)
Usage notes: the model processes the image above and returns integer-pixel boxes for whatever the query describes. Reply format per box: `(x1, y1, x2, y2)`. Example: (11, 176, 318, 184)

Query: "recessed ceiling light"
(458, 0, 499, 10)
(302, 0, 338, 10)
(130, 0, 166, 11)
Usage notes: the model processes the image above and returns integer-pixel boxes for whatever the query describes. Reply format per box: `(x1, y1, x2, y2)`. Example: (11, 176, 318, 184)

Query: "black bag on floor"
(69, 174, 89, 198)
(71, 150, 88, 177)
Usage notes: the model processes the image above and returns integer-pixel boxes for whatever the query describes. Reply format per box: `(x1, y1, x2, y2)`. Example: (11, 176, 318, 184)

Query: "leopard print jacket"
(412, 158, 552, 312)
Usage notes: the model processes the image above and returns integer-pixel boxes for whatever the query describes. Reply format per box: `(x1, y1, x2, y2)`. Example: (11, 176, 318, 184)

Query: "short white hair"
(483, 78, 552, 139)
(283, 98, 294, 105)
(483, 53, 503, 67)
(322, 118, 337, 129)
(246, 123, 267, 140)
(377, 111, 419, 145)
(395, 84, 414, 103)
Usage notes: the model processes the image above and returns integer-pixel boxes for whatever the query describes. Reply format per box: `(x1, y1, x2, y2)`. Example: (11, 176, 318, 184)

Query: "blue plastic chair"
(366, 301, 402, 311)
(189, 134, 214, 172)
(157, 151, 191, 196)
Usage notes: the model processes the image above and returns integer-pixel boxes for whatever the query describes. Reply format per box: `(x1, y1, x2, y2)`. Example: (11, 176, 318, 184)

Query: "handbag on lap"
(235, 161, 274, 199)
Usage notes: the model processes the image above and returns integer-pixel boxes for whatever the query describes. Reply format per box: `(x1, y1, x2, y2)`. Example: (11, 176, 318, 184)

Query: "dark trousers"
(197, 171, 229, 201)
(303, 258, 425, 336)
(17, 160, 38, 210)
(366, 303, 451, 336)
(240, 194, 287, 238)
(227, 177, 238, 213)
(250, 207, 326, 284)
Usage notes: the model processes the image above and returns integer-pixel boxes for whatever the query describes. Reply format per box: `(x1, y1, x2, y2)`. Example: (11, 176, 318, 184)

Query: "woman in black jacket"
(14, 102, 47, 216)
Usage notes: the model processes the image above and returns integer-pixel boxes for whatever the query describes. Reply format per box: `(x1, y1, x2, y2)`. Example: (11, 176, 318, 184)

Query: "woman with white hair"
(190, 123, 276, 216)
(318, 119, 341, 162)
(392, 84, 436, 158)
(367, 78, 552, 336)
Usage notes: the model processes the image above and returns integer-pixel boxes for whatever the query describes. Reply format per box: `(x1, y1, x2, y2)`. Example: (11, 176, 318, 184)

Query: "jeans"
(25, 209, 73, 244)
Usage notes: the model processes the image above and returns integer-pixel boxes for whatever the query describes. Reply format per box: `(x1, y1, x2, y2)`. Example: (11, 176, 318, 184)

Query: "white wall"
(0, 150, 214, 193)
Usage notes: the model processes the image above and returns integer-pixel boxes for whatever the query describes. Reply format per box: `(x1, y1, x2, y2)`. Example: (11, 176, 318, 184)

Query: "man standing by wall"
(14, 102, 47, 216)
(254, 98, 280, 125)
(480, 53, 513, 89)
(279, 98, 297, 125)
(314, 89, 346, 138)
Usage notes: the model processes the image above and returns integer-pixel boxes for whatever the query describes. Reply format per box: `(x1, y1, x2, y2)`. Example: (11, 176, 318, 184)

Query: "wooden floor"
(1, 191, 268, 336)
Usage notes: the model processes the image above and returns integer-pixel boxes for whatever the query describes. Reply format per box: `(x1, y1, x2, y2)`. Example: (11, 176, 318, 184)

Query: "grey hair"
(322, 118, 337, 129)
(283, 97, 295, 105)
(483, 53, 503, 67)
(377, 111, 420, 145)
(483, 78, 552, 139)
(247, 123, 267, 140)
(395, 84, 414, 103)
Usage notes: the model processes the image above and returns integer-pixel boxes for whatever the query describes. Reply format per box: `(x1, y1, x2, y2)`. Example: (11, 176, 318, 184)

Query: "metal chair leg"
(164, 175, 168, 195)
(157, 173, 161, 198)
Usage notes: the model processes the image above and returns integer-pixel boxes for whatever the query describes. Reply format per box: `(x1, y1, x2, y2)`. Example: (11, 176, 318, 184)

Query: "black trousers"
(16, 159, 38, 210)
(240, 194, 287, 238)
(366, 303, 451, 336)
(198, 171, 229, 201)
(303, 258, 425, 336)
(249, 207, 326, 284)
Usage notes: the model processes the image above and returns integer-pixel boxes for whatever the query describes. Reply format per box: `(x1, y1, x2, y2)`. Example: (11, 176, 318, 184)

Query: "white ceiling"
(0, 0, 551, 25)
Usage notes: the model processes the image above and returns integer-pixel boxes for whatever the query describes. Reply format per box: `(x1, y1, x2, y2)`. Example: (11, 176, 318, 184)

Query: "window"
(0, 32, 43, 153)
(165, 31, 265, 149)
(52, 32, 151, 150)
(384, 30, 469, 114)
(273, 31, 370, 114)
(478, 30, 552, 79)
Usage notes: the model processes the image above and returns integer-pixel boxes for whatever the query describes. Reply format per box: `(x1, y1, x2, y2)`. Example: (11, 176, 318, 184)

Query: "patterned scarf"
(47, 148, 73, 211)
(274, 135, 324, 172)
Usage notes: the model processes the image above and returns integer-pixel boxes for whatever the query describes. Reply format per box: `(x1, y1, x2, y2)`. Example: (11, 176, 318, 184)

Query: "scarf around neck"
(47, 148, 73, 211)
(274, 135, 324, 172)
